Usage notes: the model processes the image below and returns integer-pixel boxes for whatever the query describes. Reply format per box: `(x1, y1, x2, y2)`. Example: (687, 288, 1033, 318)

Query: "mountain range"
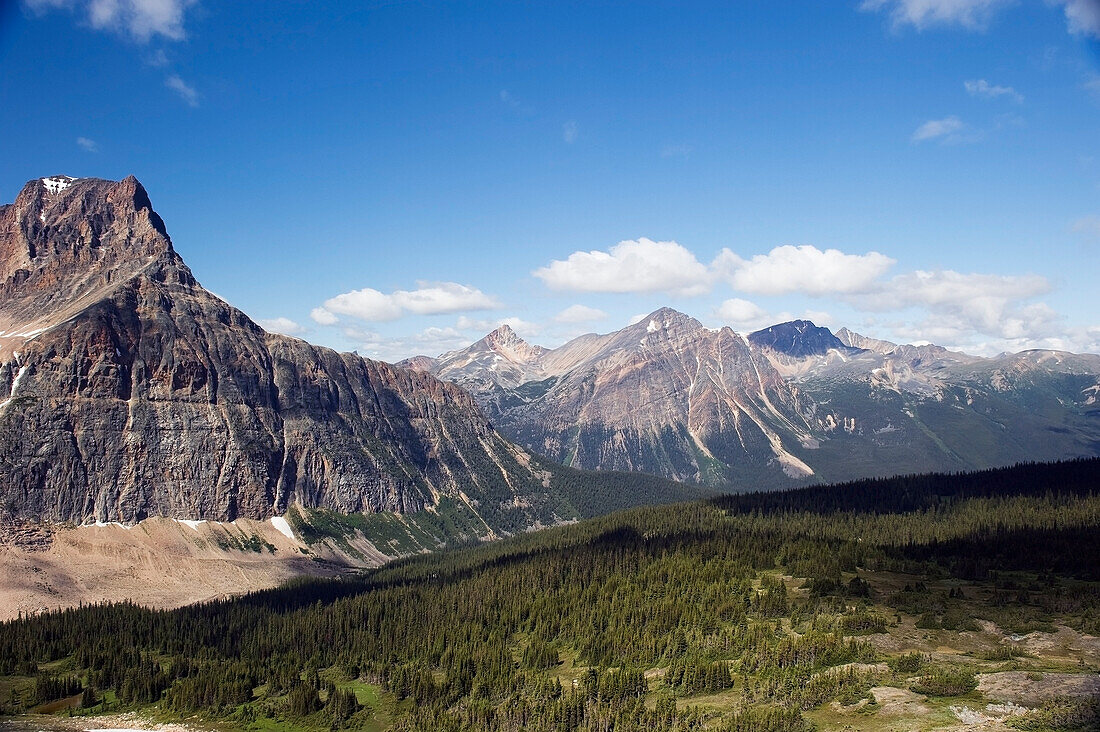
(404, 312, 1100, 488)
(3, 173, 1099, 529)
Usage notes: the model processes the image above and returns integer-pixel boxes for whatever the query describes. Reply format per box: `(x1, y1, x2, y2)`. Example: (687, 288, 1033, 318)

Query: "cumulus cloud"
(456, 315, 542, 338)
(856, 269, 1055, 344)
(1054, 0, 1100, 38)
(860, 0, 1011, 30)
(310, 307, 339, 326)
(257, 317, 306, 336)
(715, 245, 896, 296)
(536, 240, 895, 299)
(911, 116, 968, 142)
(25, 0, 196, 41)
(165, 74, 199, 106)
(317, 282, 500, 323)
(714, 298, 773, 330)
(76, 136, 98, 152)
(553, 304, 607, 323)
(965, 79, 1023, 103)
(342, 324, 475, 363)
(534, 238, 713, 296)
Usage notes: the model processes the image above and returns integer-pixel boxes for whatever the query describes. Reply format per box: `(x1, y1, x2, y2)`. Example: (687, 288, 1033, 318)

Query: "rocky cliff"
(0, 176, 566, 530)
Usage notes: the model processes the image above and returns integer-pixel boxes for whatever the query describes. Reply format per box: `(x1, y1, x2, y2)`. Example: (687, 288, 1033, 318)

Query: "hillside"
(2, 459, 1098, 731)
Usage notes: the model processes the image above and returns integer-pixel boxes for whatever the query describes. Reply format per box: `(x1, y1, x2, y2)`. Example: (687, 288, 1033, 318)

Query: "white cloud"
(911, 116, 967, 142)
(1071, 215, 1100, 237)
(964, 79, 1023, 103)
(534, 238, 712, 296)
(563, 120, 578, 144)
(715, 245, 896, 296)
(1054, 0, 1100, 38)
(856, 269, 1055, 344)
(715, 298, 773, 330)
(76, 136, 98, 152)
(257, 317, 306, 336)
(26, 0, 196, 41)
(862, 0, 1100, 39)
(321, 282, 500, 322)
(324, 288, 403, 321)
(342, 324, 475, 363)
(553, 304, 607, 323)
(165, 74, 198, 106)
(860, 0, 1013, 30)
(456, 315, 541, 338)
(310, 307, 339, 326)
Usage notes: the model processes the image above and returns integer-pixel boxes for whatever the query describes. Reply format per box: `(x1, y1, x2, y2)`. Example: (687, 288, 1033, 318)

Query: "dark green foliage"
(1010, 696, 1100, 730)
(888, 651, 926, 673)
(720, 705, 814, 732)
(909, 668, 978, 697)
(33, 674, 81, 705)
(0, 459, 1098, 729)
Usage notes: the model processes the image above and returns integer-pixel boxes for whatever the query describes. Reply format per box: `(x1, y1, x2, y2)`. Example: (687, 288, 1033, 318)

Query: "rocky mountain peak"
(633, 307, 704, 336)
(748, 320, 850, 358)
(480, 324, 546, 364)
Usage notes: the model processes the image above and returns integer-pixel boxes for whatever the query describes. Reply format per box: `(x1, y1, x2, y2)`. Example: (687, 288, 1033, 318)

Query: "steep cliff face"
(0, 176, 563, 529)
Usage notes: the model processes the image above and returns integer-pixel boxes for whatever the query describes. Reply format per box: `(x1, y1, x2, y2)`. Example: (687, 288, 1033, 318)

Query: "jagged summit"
(748, 319, 853, 358)
(633, 307, 703, 334)
(1, 175, 189, 360)
(40, 175, 78, 194)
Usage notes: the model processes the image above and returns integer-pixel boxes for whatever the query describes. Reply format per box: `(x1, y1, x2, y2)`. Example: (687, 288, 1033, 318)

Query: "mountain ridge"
(407, 309, 1100, 488)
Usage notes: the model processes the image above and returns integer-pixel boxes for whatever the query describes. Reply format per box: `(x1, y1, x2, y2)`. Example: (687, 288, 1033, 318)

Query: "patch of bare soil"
(870, 685, 932, 716)
(977, 671, 1100, 707)
(0, 517, 389, 620)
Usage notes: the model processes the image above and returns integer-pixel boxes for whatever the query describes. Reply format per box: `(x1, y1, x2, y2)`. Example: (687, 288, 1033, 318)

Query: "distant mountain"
(0, 176, 605, 535)
(747, 319, 853, 358)
(409, 312, 1100, 488)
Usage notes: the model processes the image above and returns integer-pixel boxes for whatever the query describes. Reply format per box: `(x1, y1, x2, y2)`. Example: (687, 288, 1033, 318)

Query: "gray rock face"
(0, 176, 562, 529)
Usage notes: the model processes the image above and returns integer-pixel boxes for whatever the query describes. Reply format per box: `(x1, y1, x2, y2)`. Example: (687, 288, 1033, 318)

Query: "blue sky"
(1, 0, 1099, 360)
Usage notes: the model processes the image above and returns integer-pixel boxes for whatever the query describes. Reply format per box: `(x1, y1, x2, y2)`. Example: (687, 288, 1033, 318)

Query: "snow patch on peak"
(42, 176, 78, 195)
(646, 319, 662, 333)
